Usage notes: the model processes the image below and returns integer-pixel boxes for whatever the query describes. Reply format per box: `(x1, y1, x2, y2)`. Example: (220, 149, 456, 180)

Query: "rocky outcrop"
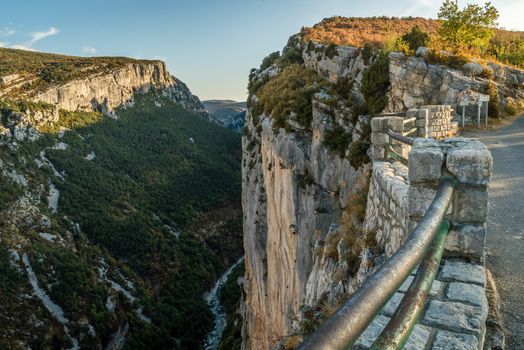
(31, 61, 206, 115)
(388, 52, 524, 113)
(242, 92, 375, 349)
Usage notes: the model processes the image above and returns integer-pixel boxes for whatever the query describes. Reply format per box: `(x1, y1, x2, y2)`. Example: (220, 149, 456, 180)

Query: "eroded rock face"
(242, 97, 372, 349)
(32, 61, 206, 114)
(388, 53, 524, 112)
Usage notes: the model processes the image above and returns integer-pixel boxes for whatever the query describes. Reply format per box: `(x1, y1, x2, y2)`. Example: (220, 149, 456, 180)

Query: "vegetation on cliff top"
(300, 14, 523, 68)
(251, 64, 326, 130)
(0, 47, 165, 96)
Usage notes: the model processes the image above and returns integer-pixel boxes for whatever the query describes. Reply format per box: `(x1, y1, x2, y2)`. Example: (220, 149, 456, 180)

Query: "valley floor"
(464, 115, 524, 349)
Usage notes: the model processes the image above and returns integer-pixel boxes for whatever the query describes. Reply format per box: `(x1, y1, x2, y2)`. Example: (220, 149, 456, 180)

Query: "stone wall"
(359, 115, 493, 349)
(364, 161, 409, 257)
(408, 105, 458, 139)
(408, 138, 492, 262)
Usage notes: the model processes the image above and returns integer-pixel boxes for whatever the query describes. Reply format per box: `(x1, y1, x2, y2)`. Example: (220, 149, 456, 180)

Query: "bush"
(361, 52, 390, 115)
(402, 25, 430, 51)
(504, 103, 517, 116)
(323, 124, 353, 158)
(348, 139, 371, 169)
(486, 80, 501, 118)
(331, 76, 354, 100)
(256, 64, 326, 130)
(325, 43, 338, 59)
(260, 51, 281, 71)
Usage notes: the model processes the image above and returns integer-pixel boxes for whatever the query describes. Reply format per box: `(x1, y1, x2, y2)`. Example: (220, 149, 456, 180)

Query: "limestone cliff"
(242, 30, 524, 349)
(32, 61, 207, 115)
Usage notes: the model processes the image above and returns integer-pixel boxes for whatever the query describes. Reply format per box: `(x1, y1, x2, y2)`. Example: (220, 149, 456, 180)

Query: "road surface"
(465, 116, 524, 349)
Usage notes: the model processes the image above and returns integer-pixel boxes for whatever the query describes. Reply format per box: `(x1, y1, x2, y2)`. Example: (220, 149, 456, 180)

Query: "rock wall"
(364, 161, 409, 257)
(388, 51, 524, 114)
(242, 97, 374, 349)
(32, 61, 206, 114)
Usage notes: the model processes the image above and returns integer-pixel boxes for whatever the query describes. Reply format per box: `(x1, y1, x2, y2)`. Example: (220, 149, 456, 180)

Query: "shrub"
(280, 47, 304, 67)
(382, 36, 410, 54)
(331, 76, 354, 100)
(361, 44, 376, 63)
(504, 103, 517, 116)
(486, 80, 501, 118)
(256, 64, 326, 130)
(325, 43, 338, 59)
(260, 51, 281, 71)
(402, 25, 430, 51)
(361, 52, 390, 115)
(348, 139, 371, 169)
(323, 124, 352, 158)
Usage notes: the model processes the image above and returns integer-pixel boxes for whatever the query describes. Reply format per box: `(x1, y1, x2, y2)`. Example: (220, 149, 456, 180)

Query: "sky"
(1, 0, 523, 101)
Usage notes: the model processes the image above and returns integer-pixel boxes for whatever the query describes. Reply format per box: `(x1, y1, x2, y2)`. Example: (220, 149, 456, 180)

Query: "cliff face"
(242, 35, 524, 349)
(32, 61, 206, 114)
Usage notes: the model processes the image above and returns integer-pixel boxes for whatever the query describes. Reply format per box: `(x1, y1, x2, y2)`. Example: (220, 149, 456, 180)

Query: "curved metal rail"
(298, 177, 457, 350)
(370, 220, 450, 349)
(386, 129, 414, 146)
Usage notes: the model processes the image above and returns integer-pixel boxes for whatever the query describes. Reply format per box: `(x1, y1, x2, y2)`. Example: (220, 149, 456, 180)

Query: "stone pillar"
(416, 108, 430, 138)
(408, 138, 492, 263)
(407, 139, 444, 231)
(370, 116, 404, 161)
(444, 139, 493, 262)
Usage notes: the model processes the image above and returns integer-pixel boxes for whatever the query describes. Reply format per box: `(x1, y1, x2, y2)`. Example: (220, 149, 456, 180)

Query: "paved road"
(465, 116, 524, 349)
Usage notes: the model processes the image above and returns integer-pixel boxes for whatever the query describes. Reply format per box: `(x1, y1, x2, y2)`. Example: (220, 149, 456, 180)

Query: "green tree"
(437, 0, 499, 53)
(402, 25, 430, 51)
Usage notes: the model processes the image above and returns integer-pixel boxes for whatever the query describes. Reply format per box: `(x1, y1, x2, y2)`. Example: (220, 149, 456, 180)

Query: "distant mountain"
(203, 100, 246, 132)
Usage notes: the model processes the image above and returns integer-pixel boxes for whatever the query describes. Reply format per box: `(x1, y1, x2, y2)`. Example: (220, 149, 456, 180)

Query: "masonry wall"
(364, 161, 409, 257)
(410, 105, 459, 139)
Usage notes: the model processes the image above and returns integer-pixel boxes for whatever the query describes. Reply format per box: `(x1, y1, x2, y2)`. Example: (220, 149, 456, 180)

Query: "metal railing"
(298, 171, 458, 348)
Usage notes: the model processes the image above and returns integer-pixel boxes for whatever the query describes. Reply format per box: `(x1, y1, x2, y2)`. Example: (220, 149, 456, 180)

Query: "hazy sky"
(1, 0, 523, 101)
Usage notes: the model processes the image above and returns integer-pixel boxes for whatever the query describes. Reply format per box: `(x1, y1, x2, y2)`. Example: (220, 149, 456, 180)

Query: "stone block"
(452, 187, 488, 223)
(446, 140, 493, 186)
(371, 132, 388, 145)
(423, 300, 484, 336)
(445, 224, 486, 261)
(440, 260, 486, 286)
(372, 146, 385, 160)
(399, 275, 442, 296)
(371, 116, 404, 133)
(431, 330, 479, 350)
(408, 185, 437, 218)
(409, 139, 443, 183)
(381, 292, 403, 317)
(446, 282, 488, 310)
(354, 314, 430, 350)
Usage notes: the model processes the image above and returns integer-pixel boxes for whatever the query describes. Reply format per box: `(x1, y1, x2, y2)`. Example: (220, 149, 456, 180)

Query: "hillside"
(301, 16, 524, 68)
(0, 52, 242, 349)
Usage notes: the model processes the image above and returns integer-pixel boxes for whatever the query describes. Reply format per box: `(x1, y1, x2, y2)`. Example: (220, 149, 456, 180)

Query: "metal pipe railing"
(403, 127, 418, 137)
(298, 177, 457, 350)
(403, 117, 417, 125)
(386, 129, 414, 146)
(385, 144, 408, 166)
(370, 220, 450, 350)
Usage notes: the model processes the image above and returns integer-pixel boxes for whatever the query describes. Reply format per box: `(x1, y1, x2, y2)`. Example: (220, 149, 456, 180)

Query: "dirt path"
(463, 115, 524, 349)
